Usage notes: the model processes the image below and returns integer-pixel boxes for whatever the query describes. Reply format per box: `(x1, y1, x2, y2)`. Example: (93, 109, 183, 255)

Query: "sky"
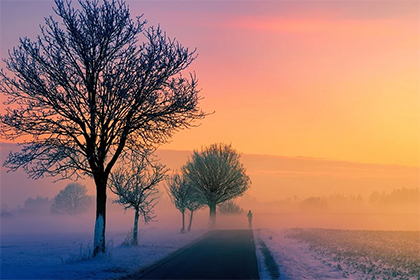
(0, 1, 419, 212)
(0, 0, 419, 167)
(135, 0, 420, 167)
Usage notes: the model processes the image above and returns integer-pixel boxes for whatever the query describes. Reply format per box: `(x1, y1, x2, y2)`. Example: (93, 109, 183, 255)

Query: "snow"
(93, 214, 104, 251)
(2, 218, 408, 280)
(1, 227, 207, 279)
(254, 238, 271, 280)
(255, 228, 365, 280)
(0, 226, 372, 280)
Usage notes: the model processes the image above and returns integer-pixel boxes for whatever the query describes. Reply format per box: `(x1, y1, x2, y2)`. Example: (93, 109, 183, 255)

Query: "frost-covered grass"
(286, 228, 420, 280)
(256, 228, 420, 280)
(256, 228, 354, 279)
(0, 227, 206, 279)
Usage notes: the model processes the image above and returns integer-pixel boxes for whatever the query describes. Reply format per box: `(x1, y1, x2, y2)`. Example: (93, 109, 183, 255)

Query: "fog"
(1, 196, 418, 237)
(1, 143, 419, 237)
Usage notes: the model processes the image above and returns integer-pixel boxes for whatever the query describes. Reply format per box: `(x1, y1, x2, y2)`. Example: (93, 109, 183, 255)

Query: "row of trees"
(3, 142, 250, 249)
(104, 143, 251, 245)
(0, 184, 93, 217)
(0, 0, 205, 255)
(369, 188, 419, 205)
(166, 143, 251, 232)
(0, 0, 251, 254)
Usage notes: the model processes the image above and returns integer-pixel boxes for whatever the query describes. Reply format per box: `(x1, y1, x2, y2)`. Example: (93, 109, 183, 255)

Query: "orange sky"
(1, 1, 419, 167)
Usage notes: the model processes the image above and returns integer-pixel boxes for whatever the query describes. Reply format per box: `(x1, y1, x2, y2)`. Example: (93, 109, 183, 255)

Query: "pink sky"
(0, 1, 419, 212)
(1, 1, 419, 167)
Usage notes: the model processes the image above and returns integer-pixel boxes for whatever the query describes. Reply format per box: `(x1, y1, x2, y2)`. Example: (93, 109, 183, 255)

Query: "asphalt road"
(137, 229, 259, 280)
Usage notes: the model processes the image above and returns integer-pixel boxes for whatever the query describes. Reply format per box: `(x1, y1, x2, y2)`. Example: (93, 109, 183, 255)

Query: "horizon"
(1, 142, 418, 210)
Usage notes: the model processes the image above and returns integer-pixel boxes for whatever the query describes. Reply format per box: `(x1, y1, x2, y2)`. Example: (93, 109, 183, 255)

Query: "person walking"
(247, 210, 253, 229)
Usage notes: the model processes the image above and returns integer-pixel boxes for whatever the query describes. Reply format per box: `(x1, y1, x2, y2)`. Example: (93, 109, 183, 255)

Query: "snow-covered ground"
(255, 228, 420, 280)
(255, 228, 360, 280)
(1, 227, 207, 279)
(3, 215, 416, 280)
(0, 226, 362, 280)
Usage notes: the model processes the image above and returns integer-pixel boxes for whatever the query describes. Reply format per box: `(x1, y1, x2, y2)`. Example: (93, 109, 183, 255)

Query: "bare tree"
(166, 174, 189, 233)
(186, 192, 203, 232)
(182, 143, 251, 228)
(166, 173, 202, 233)
(22, 196, 53, 215)
(0, 0, 204, 255)
(52, 183, 92, 215)
(109, 152, 166, 246)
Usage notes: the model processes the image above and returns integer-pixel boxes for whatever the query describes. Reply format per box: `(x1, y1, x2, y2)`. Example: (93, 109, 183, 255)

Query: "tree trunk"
(181, 209, 185, 233)
(93, 174, 107, 256)
(209, 203, 216, 228)
(133, 209, 139, 246)
(187, 210, 194, 232)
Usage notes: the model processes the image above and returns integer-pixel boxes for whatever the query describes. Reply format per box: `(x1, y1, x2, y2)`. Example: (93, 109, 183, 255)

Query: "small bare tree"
(183, 143, 251, 228)
(186, 192, 203, 232)
(52, 183, 92, 215)
(0, 0, 204, 255)
(109, 152, 166, 246)
(166, 173, 202, 233)
(166, 174, 189, 233)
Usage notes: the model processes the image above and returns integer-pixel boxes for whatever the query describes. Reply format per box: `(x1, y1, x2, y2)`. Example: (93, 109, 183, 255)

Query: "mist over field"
(1, 143, 418, 236)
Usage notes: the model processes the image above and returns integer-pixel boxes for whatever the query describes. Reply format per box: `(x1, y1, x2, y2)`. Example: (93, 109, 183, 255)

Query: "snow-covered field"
(2, 218, 418, 280)
(1, 227, 207, 279)
(255, 228, 420, 280)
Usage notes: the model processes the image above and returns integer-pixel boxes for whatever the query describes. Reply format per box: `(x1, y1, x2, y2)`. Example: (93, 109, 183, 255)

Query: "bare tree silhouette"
(183, 144, 251, 228)
(167, 174, 187, 233)
(0, 0, 204, 255)
(109, 152, 166, 246)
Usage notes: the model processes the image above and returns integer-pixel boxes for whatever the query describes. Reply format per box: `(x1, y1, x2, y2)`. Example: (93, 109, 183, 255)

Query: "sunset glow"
(0, 3, 419, 278)
(1, 1, 418, 167)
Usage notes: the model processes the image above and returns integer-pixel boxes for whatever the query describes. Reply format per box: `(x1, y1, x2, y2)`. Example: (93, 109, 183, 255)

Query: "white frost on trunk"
(94, 215, 104, 250)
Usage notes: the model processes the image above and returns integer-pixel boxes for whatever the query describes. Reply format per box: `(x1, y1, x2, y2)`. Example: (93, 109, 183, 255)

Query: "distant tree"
(299, 196, 328, 212)
(369, 188, 419, 205)
(166, 173, 204, 233)
(218, 200, 244, 215)
(52, 183, 92, 215)
(166, 174, 191, 233)
(369, 191, 381, 204)
(183, 143, 251, 228)
(327, 193, 364, 206)
(1, 203, 13, 218)
(185, 190, 203, 232)
(109, 152, 166, 245)
(0, 0, 205, 255)
(22, 196, 53, 215)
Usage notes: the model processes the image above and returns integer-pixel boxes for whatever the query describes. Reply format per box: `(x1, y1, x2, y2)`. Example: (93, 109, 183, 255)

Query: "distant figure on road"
(247, 210, 253, 229)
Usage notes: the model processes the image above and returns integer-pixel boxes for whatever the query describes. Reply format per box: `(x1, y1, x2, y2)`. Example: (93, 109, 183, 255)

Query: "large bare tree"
(0, 0, 204, 255)
(109, 152, 166, 246)
(182, 143, 250, 228)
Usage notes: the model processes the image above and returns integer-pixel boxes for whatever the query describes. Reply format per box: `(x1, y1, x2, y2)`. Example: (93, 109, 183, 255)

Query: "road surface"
(137, 229, 259, 279)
